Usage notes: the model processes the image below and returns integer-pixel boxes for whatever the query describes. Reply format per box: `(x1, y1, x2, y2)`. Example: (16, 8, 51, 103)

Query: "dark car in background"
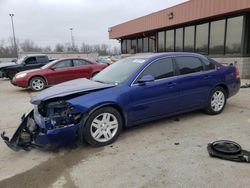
(12, 58, 108, 91)
(1, 53, 241, 151)
(0, 54, 50, 79)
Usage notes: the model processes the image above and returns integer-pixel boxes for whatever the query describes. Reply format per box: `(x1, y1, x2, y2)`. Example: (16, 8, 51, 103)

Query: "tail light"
(235, 67, 240, 78)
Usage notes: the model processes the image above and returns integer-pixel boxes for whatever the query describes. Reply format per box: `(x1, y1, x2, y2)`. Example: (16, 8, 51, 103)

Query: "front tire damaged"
(1, 110, 42, 151)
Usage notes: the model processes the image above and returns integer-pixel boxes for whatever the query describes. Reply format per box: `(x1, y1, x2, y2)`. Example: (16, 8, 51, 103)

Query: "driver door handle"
(167, 82, 177, 88)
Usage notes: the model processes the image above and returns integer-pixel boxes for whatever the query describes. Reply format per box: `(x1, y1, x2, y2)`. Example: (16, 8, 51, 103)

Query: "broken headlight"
(47, 101, 81, 129)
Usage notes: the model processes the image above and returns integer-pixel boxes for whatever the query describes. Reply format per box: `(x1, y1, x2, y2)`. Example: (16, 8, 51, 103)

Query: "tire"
(29, 77, 46, 91)
(205, 86, 227, 115)
(82, 107, 123, 146)
(8, 71, 18, 80)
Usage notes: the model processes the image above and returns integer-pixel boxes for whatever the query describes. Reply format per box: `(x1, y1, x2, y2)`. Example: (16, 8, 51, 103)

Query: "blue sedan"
(1, 53, 241, 150)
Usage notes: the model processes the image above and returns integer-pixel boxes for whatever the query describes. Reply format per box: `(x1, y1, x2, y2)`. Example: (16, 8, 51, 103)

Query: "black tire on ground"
(82, 107, 123, 146)
(29, 77, 46, 91)
(205, 86, 227, 115)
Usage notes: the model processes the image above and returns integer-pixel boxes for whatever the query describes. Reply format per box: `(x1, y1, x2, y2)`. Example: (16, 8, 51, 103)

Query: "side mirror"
(137, 75, 155, 85)
(50, 67, 55, 71)
(11, 59, 17, 63)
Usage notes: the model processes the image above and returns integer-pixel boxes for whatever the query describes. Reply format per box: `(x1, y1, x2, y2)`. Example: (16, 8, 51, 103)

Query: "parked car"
(1, 53, 240, 151)
(0, 54, 50, 79)
(96, 56, 111, 64)
(12, 58, 108, 91)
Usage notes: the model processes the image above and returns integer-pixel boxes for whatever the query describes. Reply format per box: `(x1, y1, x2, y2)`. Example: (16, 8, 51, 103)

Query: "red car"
(11, 58, 107, 91)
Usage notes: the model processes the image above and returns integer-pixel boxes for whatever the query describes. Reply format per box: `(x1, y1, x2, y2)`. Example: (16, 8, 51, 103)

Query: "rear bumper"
(228, 77, 241, 98)
(1, 110, 79, 151)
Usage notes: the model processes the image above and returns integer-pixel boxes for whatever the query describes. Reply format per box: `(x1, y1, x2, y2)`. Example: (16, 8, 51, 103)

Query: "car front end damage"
(1, 100, 82, 151)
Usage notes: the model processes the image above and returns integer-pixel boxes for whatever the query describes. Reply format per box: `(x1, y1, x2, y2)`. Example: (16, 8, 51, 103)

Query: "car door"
(46, 60, 74, 85)
(71, 59, 92, 79)
(128, 58, 180, 122)
(174, 56, 215, 111)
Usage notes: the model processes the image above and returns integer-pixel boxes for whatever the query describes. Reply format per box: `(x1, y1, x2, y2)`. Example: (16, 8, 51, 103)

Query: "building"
(109, 0, 250, 78)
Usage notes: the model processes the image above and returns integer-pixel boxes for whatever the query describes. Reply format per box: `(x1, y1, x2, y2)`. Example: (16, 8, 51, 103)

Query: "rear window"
(175, 56, 204, 75)
(36, 56, 48, 63)
(202, 58, 216, 70)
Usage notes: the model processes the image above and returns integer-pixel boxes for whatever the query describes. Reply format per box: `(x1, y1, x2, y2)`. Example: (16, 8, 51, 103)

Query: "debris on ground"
(240, 83, 250, 88)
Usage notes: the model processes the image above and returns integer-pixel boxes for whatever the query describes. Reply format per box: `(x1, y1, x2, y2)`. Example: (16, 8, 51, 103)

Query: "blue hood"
(31, 78, 114, 105)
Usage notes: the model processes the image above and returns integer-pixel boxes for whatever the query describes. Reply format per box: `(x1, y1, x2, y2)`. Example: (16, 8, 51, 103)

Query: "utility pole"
(70, 28, 74, 51)
(9, 13, 18, 58)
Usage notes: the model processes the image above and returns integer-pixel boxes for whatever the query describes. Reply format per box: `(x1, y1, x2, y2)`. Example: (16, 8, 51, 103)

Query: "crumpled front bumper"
(1, 110, 79, 151)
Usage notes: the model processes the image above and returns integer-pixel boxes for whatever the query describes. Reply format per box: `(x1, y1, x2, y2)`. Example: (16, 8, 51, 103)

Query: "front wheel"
(205, 87, 227, 115)
(29, 77, 46, 91)
(82, 107, 123, 146)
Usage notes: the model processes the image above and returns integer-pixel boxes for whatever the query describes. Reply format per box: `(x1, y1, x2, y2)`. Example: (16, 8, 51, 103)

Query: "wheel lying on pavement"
(205, 86, 227, 115)
(29, 77, 46, 91)
(82, 107, 123, 146)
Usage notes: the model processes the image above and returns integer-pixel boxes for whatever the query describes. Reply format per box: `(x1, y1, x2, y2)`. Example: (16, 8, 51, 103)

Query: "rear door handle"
(167, 82, 177, 88)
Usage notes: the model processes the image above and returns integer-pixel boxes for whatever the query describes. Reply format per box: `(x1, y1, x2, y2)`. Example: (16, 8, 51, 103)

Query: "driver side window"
(52, 60, 72, 69)
(136, 58, 174, 83)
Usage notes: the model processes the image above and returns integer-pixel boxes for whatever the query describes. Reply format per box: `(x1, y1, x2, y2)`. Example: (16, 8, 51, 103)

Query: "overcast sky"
(0, 0, 188, 48)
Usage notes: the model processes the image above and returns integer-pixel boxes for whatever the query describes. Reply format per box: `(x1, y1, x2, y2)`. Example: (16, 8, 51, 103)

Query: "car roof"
(128, 52, 207, 60)
(25, 54, 47, 57)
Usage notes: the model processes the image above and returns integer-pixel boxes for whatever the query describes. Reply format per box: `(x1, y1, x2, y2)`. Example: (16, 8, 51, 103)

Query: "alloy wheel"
(211, 91, 225, 112)
(31, 79, 45, 91)
(90, 113, 119, 143)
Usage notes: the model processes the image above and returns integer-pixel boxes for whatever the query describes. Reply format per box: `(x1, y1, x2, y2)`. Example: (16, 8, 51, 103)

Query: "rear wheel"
(82, 107, 123, 146)
(205, 87, 227, 115)
(29, 77, 46, 91)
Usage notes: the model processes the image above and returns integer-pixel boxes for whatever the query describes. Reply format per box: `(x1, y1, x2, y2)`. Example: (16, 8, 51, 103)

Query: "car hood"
(0, 62, 17, 69)
(31, 78, 115, 105)
(17, 69, 41, 75)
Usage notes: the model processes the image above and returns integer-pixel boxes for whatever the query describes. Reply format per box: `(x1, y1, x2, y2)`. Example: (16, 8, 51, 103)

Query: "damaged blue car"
(1, 53, 241, 151)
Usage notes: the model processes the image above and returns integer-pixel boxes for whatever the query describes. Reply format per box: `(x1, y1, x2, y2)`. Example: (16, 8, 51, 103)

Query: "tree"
(20, 39, 42, 52)
(54, 43, 65, 52)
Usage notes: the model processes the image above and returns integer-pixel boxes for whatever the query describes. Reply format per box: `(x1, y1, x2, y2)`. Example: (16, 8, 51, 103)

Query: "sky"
(0, 0, 188, 48)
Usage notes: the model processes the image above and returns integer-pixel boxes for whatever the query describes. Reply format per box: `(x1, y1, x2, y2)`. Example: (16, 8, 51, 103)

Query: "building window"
(143, 37, 149, 52)
(184, 26, 195, 52)
(226, 16, 243, 54)
(121, 40, 127, 54)
(149, 36, 156, 52)
(196, 23, 209, 54)
(127, 40, 131, 53)
(166, 29, 175, 52)
(175, 28, 183, 52)
(157, 31, 165, 52)
(210, 19, 226, 54)
(131, 39, 137, 53)
(137, 38, 143, 53)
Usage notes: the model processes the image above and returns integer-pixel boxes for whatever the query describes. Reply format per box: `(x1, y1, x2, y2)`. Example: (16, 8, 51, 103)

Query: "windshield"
(16, 57, 25, 64)
(41, 60, 57, 69)
(92, 58, 146, 85)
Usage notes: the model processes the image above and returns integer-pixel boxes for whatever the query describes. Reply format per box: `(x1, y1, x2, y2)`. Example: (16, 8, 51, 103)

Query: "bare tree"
(20, 39, 42, 52)
(54, 43, 65, 52)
